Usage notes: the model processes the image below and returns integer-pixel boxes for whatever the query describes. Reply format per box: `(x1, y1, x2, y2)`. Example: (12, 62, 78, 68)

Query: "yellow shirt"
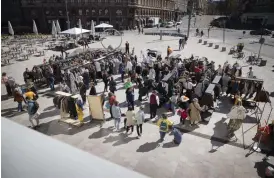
(25, 91, 36, 100)
(157, 118, 173, 132)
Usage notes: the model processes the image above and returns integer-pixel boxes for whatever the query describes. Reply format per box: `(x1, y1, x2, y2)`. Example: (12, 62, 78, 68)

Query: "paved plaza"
(2, 28, 274, 177)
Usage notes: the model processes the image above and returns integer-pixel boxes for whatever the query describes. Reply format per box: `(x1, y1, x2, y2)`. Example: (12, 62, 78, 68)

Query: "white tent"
(33, 20, 38, 35)
(56, 20, 61, 33)
(90, 20, 95, 36)
(8, 21, 14, 36)
(51, 21, 57, 36)
(95, 23, 113, 28)
(60, 27, 90, 35)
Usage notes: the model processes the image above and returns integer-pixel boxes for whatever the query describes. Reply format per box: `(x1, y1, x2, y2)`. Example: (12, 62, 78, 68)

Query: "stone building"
(19, 0, 176, 33)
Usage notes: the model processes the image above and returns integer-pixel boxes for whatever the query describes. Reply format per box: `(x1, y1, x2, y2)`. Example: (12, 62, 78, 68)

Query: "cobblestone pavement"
(2, 32, 274, 177)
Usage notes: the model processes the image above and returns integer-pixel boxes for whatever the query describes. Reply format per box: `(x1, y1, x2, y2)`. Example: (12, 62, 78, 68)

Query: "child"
(178, 107, 188, 126)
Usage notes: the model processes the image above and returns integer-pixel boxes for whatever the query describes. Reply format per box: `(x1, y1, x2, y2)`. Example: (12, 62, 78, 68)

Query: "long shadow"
(88, 126, 114, 139)
(136, 141, 160, 152)
(1, 95, 10, 101)
(39, 109, 59, 120)
(209, 117, 228, 152)
(243, 115, 258, 124)
(214, 97, 233, 114)
(1, 107, 27, 118)
(112, 133, 137, 146)
(43, 106, 56, 111)
(37, 118, 101, 136)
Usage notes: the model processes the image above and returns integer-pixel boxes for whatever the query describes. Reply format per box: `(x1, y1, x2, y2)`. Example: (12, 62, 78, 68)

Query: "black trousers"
(110, 105, 113, 118)
(121, 72, 125, 82)
(137, 124, 143, 136)
(180, 116, 185, 125)
(128, 101, 134, 110)
(126, 125, 134, 133)
(126, 48, 129, 54)
(104, 82, 108, 92)
(150, 104, 158, 119)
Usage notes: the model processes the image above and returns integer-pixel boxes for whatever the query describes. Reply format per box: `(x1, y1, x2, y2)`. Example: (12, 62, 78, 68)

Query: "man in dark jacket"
(126, 87, 134, 110)
(82, 69, 90, 89)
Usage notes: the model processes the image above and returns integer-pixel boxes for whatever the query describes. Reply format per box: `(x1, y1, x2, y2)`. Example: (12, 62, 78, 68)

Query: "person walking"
(141, 28, 144, 34)
(26, 97, 40, 129)
(149, 90, 159, 119)
(102, 71, 109, 92)
(48, 74, 55, 91)
(24, 88, 36, 100)
(157, 114, 173, 141)
(112, 101, 122, 131)
(1, 72, 12, 96)
(119, 62, 126, 83)
(178, 106, 188, 126)
(14, 88, 25, 112)
(125, 41, 130, 54)
(167, 46, 172, 57)
(136, 106, 145, 138)
(189, 98, 204, 126)
(109, 77, 117, 94)
(125, 106, 135, 134)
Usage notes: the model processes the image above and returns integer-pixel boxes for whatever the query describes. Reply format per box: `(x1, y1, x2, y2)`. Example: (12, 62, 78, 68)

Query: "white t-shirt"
(95, 62, 101, 72)
(126, 61, 133, 71)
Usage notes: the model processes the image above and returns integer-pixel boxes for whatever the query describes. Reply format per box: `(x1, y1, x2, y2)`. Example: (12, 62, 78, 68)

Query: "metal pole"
(65, 0, 70, 29)
(223, 20, 225, 43)
(257, 43, 263, 61)
(187, 1, 193, 38)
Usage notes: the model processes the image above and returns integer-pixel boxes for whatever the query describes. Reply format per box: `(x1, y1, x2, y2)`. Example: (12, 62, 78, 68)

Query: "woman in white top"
(125, 106, 135, 134)
(135, 106, 145, 137)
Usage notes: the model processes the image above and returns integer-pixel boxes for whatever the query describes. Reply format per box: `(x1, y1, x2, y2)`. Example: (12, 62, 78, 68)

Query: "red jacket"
(150, 94, 157, 105)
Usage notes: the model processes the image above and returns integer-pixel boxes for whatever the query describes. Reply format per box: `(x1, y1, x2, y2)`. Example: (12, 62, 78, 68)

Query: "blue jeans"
(49, 82, 55, 91)
(160, 131, 166, 140)
(18, 102, 23, 112)
(171, 102, 176, 115)
(114, 118, 121, 130)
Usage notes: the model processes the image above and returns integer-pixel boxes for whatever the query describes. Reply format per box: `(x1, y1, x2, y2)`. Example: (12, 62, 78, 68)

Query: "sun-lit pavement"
(2, 29, 274, 177)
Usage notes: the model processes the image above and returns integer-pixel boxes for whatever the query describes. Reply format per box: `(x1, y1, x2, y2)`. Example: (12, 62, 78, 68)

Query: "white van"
(166, 22, 174, 28)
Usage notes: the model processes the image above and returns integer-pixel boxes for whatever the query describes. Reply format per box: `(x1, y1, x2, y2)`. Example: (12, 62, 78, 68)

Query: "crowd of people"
(2, 38, 259, 142)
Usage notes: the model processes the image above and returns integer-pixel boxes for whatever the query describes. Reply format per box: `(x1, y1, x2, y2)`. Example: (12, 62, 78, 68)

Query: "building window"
(79, 9, 82, 15)
(59, 10, 63, 16)
(86, 9, 89, 15)
(116, 10, 122, 16)
(105, 9, 108, 15)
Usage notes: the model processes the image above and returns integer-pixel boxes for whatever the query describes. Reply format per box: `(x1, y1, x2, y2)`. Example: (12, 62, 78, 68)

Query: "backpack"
(160, 120, 168, 131)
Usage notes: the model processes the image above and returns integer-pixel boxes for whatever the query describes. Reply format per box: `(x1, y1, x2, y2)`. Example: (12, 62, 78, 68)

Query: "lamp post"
(65, 0, 70, 29)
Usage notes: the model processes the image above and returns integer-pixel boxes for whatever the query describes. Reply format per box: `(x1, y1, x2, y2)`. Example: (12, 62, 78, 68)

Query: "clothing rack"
(236, 77, 264, 83)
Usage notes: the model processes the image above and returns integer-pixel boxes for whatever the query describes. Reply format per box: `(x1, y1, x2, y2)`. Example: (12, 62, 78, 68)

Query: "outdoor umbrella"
(8, 21, 14, 36)
(51, 21, 57, 36)
(90, 20, 95, 36)
(56, 20, 61, 34)
(33, 20, 38, 35)
(60, 27, 90, 35)
(95, 23, 113, 28)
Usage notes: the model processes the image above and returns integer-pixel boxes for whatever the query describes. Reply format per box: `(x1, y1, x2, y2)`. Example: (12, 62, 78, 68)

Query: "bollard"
(198, 39, 202, 43)
(214, 45, 219, 49)
(203, 41, 207, 45)
(221, 47, 226, 52)
(209, 43, 213, 47)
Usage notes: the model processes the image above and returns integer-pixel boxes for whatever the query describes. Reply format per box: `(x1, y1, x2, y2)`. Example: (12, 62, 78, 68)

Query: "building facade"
(19, 0, 176, 33)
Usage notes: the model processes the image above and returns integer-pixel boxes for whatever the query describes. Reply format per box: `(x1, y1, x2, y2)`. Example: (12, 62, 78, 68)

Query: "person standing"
(89, 82, 97, 95)
(170, 92, 178, 115)
(136, 106, 145, 138)
(157, 114, 173, 141)
(26, 97, 40, 129)
(14, 88, 24, 112)
(189, 98, 204, 126)
(75, 98, 84, 124)
(179, 38, 183, 50)
(125, 106, 135, 134)
(83, 69, 90, 89)
(247, 67, 254, 78)
(2, 72, 12, 96)
(102, 71, 109, 92)
(24, 88, 36, 100)
(79, 81, 87, 105)
(125, 41, 130, 54)
(112, 101, 122, 131)
(184, 78, 195, 100)
(48, 74, 55, 91)
(126, 87, 135, 110)
(109, 92, 116, 119)
(141, 28, 144, 34)
(172, 126, 182, 145)
(178, 106, 188, 126)
(149, 90, 159, 119)
(148, 65, 156, 81)
(109, 77, 117, 94)
(167, 46, 172, 57)
(119, 62, 126, 83)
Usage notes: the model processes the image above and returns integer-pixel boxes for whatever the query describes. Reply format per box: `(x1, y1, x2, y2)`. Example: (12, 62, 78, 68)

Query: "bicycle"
(232, 51, 245, 60)
(245, 52, 260, 65)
